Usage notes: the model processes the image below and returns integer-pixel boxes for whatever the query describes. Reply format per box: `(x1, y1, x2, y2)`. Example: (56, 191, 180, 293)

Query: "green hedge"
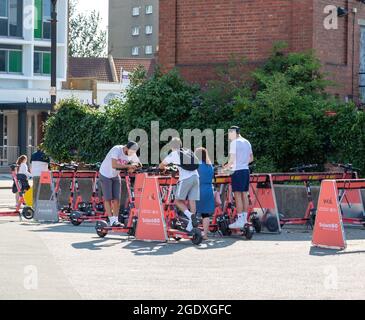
(42, 46, 365, 176)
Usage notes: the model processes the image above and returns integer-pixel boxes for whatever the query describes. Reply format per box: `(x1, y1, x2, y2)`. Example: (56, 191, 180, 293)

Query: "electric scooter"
(95, 167, 150, 238)
(69, 163, 108, 226)
(157, 166, 203, 245)
(204, 166, 255, 239)
(0, 164, 34, 220)
(334, 163, 365, 227)
(52, 162, 80, 221)
(279, 164, 318, 229)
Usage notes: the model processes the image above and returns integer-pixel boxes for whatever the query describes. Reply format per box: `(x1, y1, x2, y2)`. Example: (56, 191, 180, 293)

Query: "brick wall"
(159, 0, 365, 100)
(159, 0, 314, 85)
(314, 0, 365, 100)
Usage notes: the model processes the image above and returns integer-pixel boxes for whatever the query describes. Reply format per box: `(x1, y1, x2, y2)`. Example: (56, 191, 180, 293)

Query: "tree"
(68, 0, 107, 58)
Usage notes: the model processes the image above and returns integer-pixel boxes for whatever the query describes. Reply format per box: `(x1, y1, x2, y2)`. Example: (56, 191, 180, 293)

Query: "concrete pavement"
(0, 216, 364, 300)
(0, 187, 365, 300)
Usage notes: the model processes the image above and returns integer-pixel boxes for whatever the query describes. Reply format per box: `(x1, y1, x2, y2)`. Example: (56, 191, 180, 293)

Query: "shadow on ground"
(70, 234, 242, 255)
(309, 246, 365, 256)
(29, 222, 97, 234)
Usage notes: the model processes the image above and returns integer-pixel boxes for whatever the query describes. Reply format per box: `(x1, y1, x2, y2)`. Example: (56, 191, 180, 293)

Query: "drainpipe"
(108, 55, 118, 82)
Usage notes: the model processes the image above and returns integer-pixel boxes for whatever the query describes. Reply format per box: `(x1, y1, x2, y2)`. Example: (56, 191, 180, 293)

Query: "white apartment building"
(0, 0, 91, 166)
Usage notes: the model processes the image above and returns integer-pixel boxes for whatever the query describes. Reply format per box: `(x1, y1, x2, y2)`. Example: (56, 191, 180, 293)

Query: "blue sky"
(76, 0, 108, 30)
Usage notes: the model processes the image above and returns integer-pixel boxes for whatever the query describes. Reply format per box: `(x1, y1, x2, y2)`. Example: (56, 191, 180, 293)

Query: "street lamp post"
(50, 0, 57, 111)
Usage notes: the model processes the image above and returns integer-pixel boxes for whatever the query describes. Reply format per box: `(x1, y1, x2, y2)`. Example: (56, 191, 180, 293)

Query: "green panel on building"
(34, 0, 43, 39)
(43, 52, 51, 74)
(9, 50, 22, 73)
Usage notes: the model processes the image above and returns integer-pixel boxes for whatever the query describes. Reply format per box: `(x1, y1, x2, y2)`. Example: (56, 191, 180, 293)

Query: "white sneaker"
(229, 219, 245, 229)
(186, 219, 193, 232)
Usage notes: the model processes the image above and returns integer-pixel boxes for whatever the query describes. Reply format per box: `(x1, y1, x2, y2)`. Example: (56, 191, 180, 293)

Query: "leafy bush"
(43, 44, 364, 176)
(43, 98, 92, 162)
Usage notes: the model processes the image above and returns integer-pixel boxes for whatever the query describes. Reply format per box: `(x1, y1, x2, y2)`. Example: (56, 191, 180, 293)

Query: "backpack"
(178, 148, 200, 171)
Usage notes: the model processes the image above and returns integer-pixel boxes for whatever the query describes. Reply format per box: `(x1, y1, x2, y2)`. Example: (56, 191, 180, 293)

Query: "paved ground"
(0, 188, 364, 300)
(0, 176, 12, 190)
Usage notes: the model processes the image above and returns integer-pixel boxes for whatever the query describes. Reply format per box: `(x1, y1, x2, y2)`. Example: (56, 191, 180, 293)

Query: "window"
(0, 0, 8, 17)
(42, 0, 51, 39)
(145, 25, 152, 35)
(0, 0, 22, 37)
(145, 5, 153, 15)
(132, 46, 139, 56)
(132, 7, 139, 16)
(0, 47, 22, 73)
(145, 45, 153, 55)
(34, 0, 51, 39)
(132, 26, 140, 36)
(8, 49, 21, 72)
(0, 50, 5, 71)
(34, 50, 50, 75)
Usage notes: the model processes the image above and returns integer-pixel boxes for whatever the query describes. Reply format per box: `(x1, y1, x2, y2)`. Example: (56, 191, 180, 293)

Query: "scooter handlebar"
(289, 164, 318, 172)
(332, 163, 361, 172)
(51, 162, 79, 171)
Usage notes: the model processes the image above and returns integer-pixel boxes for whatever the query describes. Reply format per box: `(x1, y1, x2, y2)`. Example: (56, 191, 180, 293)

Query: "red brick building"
(158, 0, 365, 102)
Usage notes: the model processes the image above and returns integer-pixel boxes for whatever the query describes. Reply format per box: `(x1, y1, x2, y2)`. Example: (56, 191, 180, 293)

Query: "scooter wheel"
(309, 210, 316, 229)
(95, 220, 108, 238)
(251, 214, 262, 233)
(70, 211, 82, 226)
(191, 228, 203, 245)
(265, 215, 279, 232)
(243, 225, 254, 240)
(22, 206, 34, 220)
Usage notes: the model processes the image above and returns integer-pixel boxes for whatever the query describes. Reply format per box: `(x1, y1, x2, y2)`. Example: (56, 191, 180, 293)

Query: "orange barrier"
(135, 176, 168, 241)
(312, 179, 365, 250)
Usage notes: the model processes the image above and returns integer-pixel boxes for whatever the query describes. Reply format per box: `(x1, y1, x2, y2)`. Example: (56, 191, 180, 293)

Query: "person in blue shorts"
(195, 147, 215, 240)
(224, 126, 254, 229)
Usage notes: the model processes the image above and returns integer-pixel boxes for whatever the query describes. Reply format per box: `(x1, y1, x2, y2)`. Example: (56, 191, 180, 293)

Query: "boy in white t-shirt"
(224, 126, 253, 229)
(99, 142, 141, 226)
(159, 137, 200, 232)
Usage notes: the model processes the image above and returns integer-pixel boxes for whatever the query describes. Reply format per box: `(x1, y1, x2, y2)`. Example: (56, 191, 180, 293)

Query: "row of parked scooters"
(6, 162, 364, 246)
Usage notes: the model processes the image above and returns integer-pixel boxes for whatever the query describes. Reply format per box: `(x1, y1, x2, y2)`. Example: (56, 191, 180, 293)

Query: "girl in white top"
(17, 156, 32, 179)
(14, 155, 31, 206)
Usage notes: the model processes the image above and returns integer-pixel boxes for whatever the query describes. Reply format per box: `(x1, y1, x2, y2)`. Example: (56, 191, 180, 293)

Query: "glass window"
(132, 7, 139, 16)
(33, 52, 41, 74)
(0, 18, 7, 36)
(145, 5, 153, 14)
(43, 0, 51, 20)
(43, 21, 50, 39)
(0, 50, 6, 72)
(132, 26, 139, 36)
(132, 47, 139, 56)
(145, 25, 152, 35)
(42, 0, 51, 39)
(0, 0, 8, 17)
(8, 50, 21, 73)
(9, 0, 22, 37)
(34, 51, 50, 74)
(145, 45, 152, 55)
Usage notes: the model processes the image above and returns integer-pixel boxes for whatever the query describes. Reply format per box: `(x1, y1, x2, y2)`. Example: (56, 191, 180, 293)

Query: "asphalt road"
(0, 188, 364, 300)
